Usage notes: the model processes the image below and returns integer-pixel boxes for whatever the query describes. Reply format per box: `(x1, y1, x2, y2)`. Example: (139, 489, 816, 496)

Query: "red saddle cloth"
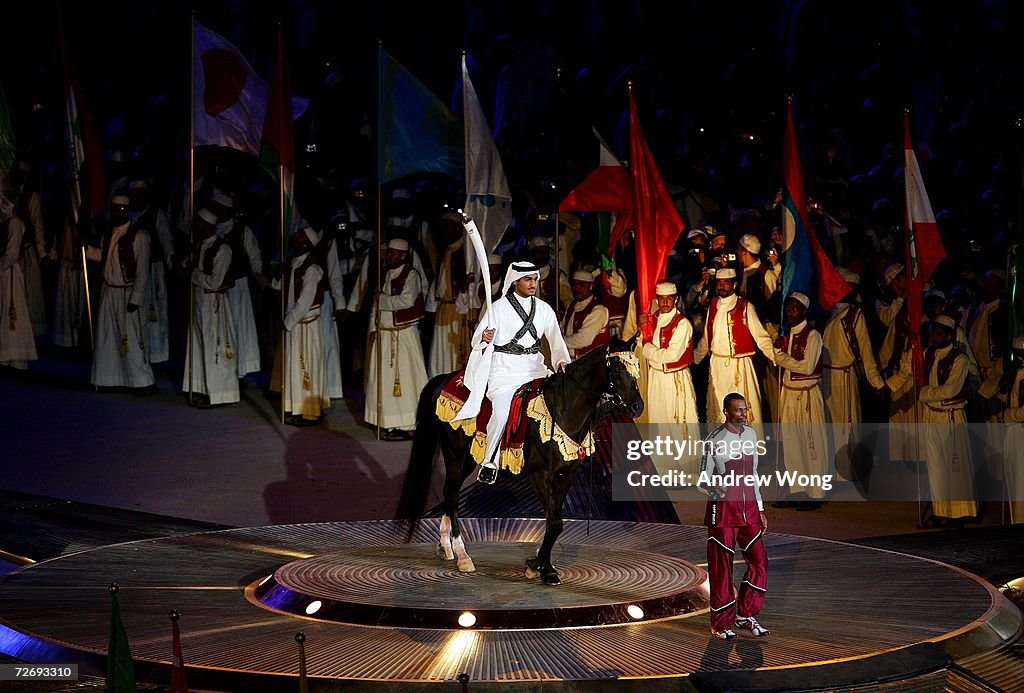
(436, 371, 545, 470)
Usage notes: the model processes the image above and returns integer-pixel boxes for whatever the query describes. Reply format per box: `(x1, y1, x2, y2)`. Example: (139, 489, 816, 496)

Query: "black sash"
(494, 288, 541, 354)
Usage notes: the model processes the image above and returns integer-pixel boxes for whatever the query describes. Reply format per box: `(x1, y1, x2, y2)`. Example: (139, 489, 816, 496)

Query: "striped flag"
(258, 24, 300, 247)
(558, 129, 631, 216)
(462, 54, 511, 256)
(904, 112, 946, 383)
(59, 16, 107, 226)
(781, 99, 849, 320)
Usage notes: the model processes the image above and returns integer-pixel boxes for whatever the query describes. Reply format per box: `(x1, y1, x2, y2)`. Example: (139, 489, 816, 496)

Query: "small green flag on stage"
(105, 584, 138, 693)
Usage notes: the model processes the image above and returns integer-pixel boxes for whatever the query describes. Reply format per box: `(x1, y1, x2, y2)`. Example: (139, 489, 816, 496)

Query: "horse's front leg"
(437, 514, 455, 560)
(525, 459, 577, 586)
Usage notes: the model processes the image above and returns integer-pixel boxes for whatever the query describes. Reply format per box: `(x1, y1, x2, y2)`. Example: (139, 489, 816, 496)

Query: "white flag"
(192, 20, 306, 153)
(462, 55, 511, 256)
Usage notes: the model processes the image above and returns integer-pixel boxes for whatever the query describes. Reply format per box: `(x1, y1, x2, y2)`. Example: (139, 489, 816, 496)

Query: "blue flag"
(378, 50, 463, 183)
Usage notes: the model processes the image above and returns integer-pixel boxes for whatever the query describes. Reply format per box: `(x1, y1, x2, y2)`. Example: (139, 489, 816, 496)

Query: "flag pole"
(187, 10, 196, 405)
(904, 107, 924, 526)
(375, 40, 384, 439)
(80, 245, 94, 350)
(553, 67, 562, 318)
(278, 23, 286, 425)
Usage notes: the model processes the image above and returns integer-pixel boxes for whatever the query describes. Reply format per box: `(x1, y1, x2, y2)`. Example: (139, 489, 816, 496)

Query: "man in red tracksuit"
(699, 392, 770, 639)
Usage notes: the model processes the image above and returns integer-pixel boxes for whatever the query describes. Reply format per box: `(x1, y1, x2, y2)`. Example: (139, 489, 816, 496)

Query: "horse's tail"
(395, 373, 450, 540)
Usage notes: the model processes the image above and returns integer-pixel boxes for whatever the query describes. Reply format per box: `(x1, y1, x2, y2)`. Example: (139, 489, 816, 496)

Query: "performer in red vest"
(637, 282, 698, 426)
(560, 270, 610, 359)
(694, 268, 776, 424)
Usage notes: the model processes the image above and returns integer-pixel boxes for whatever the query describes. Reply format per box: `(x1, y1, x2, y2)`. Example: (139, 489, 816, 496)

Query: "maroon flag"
(169, 611, 188, 692)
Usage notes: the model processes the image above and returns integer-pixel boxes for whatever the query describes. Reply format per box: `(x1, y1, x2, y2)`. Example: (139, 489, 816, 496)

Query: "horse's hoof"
(524, 563, 540, 579)
(437, 542, 455, 561)
(542, 572, 561, 586)
(457, 558, 476, 572)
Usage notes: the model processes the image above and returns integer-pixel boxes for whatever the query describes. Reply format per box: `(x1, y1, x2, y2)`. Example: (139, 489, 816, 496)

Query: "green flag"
(105, 586, 138, 693)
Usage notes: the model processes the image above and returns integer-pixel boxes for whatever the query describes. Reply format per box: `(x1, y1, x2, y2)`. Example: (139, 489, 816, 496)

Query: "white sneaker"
(711, 628, 737, 640)
(735, 616, 769, 637)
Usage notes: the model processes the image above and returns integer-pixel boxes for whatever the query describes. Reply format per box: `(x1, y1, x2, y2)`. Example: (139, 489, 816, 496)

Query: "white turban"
(1013, 336, 1024, 350)
(572, 270, 595, 283)
(655, 281, 678, 296)
(739, 233, 761, 255)
(197, 208, 217, 225)
(788, 291, 810, 309)
(528, 236, 551, 248)
(932, 315, 957, 332)
(715, 268, 737, 280)
(838, 267, 861, 285)
(211, 190, 233, 208)
(111, 194, 130, 207)
(884, 263, 904, 285)
(386, 238, 410, 252)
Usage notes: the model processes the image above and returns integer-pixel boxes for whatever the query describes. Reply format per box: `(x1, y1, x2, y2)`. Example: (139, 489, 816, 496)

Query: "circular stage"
(253, 542, 708, 629)
(0, 519, 1018, 691)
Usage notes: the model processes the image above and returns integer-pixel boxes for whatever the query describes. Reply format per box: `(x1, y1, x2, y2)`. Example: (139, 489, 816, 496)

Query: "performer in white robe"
(457, 262, 571, 483)
(0, 196, 37, 369)
(53, 218, 85, 348)
(822, 272, 885, 478)
(13, 180, 48, 337)
(638, 282, 699, 426)
(87, 195, 154, 389)
(281, 228, 329, 423)
(622, 289, 656, 425)
(319, 229, 345, 399)
(887, 315, 976, 524)
(694, 268, 776, 425)
(877, 263, 918, 462)
(182, 209, 238, 406)
(427, 218, 470, 378)
(364, 239, 429, 437)
(128, 180, 174, 363)
(1001, 337, 1024, 523)
(773, 292, 829, 504)
(211, 191, 262, 378)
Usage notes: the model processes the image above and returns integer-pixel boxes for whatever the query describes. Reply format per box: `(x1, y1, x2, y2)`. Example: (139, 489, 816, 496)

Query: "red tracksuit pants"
(707, 523, 768, 632)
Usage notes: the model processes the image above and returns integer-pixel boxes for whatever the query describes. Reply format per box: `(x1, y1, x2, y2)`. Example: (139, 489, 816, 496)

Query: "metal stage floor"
(0, 519, 1019, 691)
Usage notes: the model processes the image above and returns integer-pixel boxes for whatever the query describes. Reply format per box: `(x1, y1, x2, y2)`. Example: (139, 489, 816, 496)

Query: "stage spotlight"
(457, 612, 477, 628)
(626, 605, 644, 620)
(305, 601, 323, 615)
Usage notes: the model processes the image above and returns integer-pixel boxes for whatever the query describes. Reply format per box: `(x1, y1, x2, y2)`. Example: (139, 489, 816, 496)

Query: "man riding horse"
(456, 261, 572, 484)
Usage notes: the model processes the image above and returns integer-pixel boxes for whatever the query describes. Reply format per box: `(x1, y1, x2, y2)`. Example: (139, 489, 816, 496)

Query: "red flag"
(627, 88, 685, 340)
(781, 99, 850, 313)
(904, 112, 947, 384)
(559, 131, 631, 215)
(169, 612, 188, 693)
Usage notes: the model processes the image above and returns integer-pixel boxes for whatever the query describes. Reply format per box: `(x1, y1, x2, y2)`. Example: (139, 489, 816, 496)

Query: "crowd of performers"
(0, 135, 1022, 530)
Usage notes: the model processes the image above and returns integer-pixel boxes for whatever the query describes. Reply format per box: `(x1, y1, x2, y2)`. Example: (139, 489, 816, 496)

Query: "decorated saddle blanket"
(436, 371, 594, 473)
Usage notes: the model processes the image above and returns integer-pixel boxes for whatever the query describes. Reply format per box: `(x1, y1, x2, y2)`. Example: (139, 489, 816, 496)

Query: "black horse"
(396, 338, 644, 585)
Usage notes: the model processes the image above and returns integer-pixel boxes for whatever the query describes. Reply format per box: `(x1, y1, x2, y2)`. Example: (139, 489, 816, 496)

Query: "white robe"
(459, 290, 571, 465)
(88, 223, 154, 388)
(427, 240, 469, 378)
(20, 192, 47, 336)
(888, 344, 976, 519)
(822, 303, 884, 477)
(364, 265, 428, 430)
(561, 295, 609, 359)
(774, 320, 829, 498)
(694, 293, 775, 425)
(0, 218, 38, 368)
(320, 239, 345, 399)
(142, 207, 173, 363)
(641, 308, 699, 425)
(216, 221, 262, 377)
(283, 257, 329, 419)
(53, 221, 84, 348)
(182, 238, 238, 405)
(1002, 368, 1024, 523)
